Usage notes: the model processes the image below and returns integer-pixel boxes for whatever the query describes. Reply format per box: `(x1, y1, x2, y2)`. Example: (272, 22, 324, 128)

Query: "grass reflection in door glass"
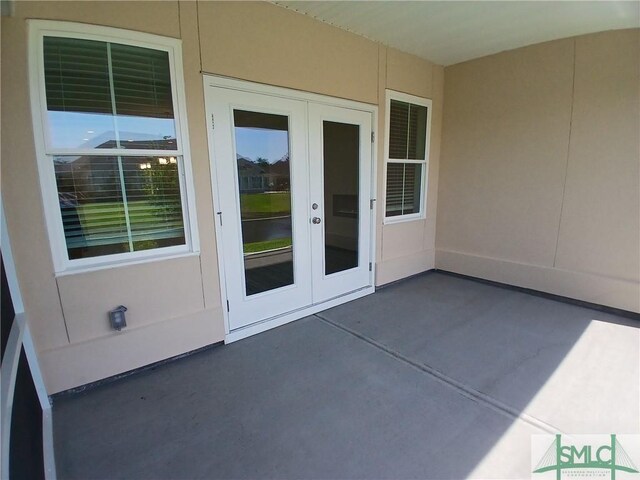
(234, 110, 294, 296)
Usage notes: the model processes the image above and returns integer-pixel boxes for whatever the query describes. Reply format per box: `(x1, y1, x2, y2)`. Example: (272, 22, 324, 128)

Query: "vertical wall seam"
(177, 1, 182, 39)
(425, 64, 436, 247)
(552, 39, 577, 268)
(185, 0, 206, 308)
(196, 0, 203, 72)
(54, 278, 71, 343)
(379, 46, 389, 262)
(385, 45, 389, 88)
(377, 43, 380, 104)
(198, 255, 207, 309)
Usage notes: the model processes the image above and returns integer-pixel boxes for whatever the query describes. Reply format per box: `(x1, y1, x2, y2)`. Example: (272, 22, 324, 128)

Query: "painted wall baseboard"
(40, 307, 225, 394)
(436, 249, 640, 314)
(51, 341, 223, 401)
(376, 249, 435, 286)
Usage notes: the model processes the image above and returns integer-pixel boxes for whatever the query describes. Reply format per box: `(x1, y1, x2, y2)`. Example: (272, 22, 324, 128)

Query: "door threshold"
(225, 286, 375, 343)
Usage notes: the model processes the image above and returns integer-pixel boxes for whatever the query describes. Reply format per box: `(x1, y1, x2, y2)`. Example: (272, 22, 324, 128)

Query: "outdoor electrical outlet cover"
(109, 305, 128, 331)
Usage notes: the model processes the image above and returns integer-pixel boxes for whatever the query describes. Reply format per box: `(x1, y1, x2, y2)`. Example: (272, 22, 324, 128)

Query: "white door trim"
(204, 75, 378, 115)
(203, 75, 378, 343)
(225, 286, 375, 343)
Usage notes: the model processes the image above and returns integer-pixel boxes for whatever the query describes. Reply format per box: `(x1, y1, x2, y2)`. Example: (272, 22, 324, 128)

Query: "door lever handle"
(312, 217, 322, 224)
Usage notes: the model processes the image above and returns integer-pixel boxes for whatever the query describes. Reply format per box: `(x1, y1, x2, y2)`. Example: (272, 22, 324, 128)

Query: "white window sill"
(54, 250, 200, 277)
(383, 214, 426, 225)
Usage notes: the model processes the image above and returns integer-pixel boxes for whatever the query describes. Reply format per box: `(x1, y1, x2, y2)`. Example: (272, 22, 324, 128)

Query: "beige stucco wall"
(437, 29, 640, 312)
(1, 1, 442, 393)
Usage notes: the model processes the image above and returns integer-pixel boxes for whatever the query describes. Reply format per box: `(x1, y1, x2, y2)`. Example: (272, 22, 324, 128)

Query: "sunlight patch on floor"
(468, 318, 639, 479)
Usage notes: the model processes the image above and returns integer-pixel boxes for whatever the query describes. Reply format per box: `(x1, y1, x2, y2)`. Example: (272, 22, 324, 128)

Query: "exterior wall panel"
(198, 1, 379, 104)
(1, 1, 442, 393)
(554, 29, 640, 282)
(438, 29, 640, 312)
(56, 256, 205, 343)
(376, 48, 443, 284)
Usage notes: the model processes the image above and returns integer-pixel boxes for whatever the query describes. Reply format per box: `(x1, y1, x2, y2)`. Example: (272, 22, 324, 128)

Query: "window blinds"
(44, 37, 113, 114)
(389, 100, 410, 159)
(110, 44, 174, 119)
(388, 100, 427, 161)
(386, 163, 422, 216)
(44, 37, 174, 119)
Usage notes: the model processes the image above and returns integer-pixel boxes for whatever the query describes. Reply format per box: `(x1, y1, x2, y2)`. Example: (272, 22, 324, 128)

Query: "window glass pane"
(402, 163, 422, 214)
(323, 121, 359, 275)
(385, 162, 403, 217)
(389, 100, 409, 159)
(408, 104, 427, 160)
(111, 44, 177, 150)
(54, 155, 185, 260)
(388, 99, 427, 160)
(121, 157, 185, 251)
(233, 110, 294, 296)
(385, 163, 422, 217)
(44, 37, 116, 149)
(55, 156, 128, 259)
(44, 37, 176, 150)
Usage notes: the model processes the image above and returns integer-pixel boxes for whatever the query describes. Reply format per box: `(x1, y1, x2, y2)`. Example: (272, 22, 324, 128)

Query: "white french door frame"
(203, 75, 378, 343)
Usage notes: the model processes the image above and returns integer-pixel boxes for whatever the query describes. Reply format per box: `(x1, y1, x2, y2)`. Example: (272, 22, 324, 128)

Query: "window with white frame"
(29, 22, 197, 271)
(384, 90, 431, 221)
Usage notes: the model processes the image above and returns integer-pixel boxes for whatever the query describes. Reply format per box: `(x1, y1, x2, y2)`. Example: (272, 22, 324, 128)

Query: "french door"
(308, 104, 372, 303)
(205, 82, 373, 334)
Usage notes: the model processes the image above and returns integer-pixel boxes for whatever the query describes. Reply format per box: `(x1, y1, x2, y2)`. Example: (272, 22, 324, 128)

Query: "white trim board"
(204, 75, 379, 114)
(225, 286, 375, 343)
(0, 315, 25, 480)
(1, 201, 57, 480)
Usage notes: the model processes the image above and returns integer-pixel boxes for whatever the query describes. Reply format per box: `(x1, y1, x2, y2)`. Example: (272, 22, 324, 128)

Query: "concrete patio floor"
(53, 272, 639, 479)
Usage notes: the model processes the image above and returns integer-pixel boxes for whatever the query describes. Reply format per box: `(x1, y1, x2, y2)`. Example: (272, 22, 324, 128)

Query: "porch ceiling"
(273, 1, 640, 65)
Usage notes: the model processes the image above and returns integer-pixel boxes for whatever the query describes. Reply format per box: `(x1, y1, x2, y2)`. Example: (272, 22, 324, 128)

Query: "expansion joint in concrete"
(314, 313, 563, 435)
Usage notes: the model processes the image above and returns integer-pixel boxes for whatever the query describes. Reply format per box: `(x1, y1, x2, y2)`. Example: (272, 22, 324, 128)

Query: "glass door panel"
(322, 121, 360, 275)
(233, 110, 294, 295)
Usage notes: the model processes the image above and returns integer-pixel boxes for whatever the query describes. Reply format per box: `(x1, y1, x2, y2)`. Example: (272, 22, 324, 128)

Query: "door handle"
(312, 217, 322, 224)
